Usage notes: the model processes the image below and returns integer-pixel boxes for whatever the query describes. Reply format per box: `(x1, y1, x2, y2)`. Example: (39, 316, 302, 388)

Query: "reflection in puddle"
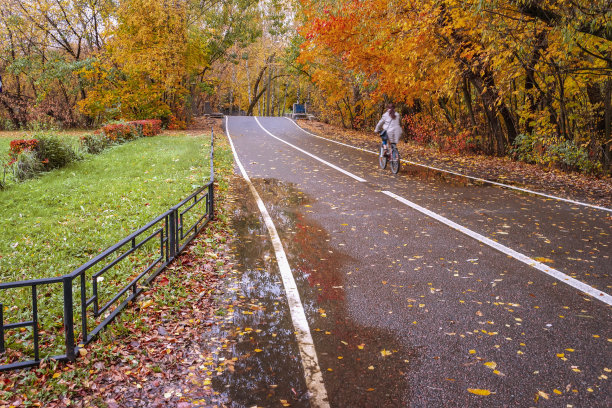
(206, 177, 414, 407)
(403, 164, 486, 187)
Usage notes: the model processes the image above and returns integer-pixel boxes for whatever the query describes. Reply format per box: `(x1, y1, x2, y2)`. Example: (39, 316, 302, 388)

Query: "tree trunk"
(461, 76, 476, 127)
(247, 87, 267, 116)
(266, 65, 272, 116)
(336, 102, 347, 128)
(246, 64, 268, 116)
(438, 97, 455, 128)
(524, 31, 548, 135)
(467, 72, 510, 155)
(281, 82, 288, 116)
(605, 79, 611, 170)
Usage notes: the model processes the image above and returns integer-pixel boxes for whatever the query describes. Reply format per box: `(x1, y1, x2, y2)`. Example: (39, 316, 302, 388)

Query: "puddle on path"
(204, 177, 415, 407)
(401, 164, 486, 188)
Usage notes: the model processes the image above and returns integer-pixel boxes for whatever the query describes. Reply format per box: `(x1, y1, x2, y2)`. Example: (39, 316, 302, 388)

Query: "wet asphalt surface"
(214, 116, 611, 407)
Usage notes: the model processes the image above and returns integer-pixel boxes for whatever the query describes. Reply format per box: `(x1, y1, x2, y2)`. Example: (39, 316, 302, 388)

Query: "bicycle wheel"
(390, 146, 400, 174)
(378, 145, 387, 169)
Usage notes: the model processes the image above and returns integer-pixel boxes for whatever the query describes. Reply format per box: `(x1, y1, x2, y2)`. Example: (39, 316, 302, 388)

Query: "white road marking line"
(383, 190, 612, 306)
(255, 117, 366, 182)
(225, 117, 330, 407)
(286, 118, 612, 213)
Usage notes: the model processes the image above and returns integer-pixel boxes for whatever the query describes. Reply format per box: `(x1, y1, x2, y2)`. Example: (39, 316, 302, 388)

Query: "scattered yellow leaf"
(141, 299, 154, 309)
(469, 350, 476, 354)
(254, 349, 262, 353)
(467, 388, 491, 396)
(78, 348, 88, 357)
(553, 389, 562, 395)
(534, 257, 554, 263)
(484, 362, 497, 369)
(357, 344, 365, 350)
(537, 390, 549, 400)
(368, 365, 375, 370)
(52, 373, 61, 379)
(380, 349, 392, 357)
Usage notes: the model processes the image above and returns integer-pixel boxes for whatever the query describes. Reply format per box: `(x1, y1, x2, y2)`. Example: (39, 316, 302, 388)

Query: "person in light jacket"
(374, 103, 402, 154)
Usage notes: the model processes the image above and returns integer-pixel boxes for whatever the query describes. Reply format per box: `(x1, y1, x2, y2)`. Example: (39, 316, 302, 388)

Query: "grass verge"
(0, 124, 235, 407)
(0, 133, 212, 363)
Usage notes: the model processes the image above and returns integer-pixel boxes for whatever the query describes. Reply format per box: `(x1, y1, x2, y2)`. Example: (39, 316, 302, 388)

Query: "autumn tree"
(298, 0, 612, 171)
(0, 0, 113, 127)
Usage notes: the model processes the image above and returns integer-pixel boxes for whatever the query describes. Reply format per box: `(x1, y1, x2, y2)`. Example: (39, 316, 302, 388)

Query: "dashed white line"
(285, 117, 612, 213)
(225, 117, 330, 407)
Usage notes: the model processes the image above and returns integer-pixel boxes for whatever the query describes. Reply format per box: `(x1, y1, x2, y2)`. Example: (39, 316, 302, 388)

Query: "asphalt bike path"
(258, 117, 612, 293)
(226, 116, 611, 407)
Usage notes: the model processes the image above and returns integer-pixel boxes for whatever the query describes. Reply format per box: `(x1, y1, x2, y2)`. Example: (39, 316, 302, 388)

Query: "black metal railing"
(0, 128, 216, 371)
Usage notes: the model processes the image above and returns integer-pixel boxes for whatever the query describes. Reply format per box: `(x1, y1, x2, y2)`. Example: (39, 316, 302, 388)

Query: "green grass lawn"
(0, 134, 210, 282)
(0, 131, 219, 362)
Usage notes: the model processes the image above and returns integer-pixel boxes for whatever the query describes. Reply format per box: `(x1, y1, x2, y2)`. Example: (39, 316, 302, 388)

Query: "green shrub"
(80, 133, 111, 154)
(35, 134, 80, 169)
(14, 150, 44, 181)
(0, 117, 17, 131)
(511, 134, 602, 174)
(548, 140, 602, 174)
(510, 133, 540, 164)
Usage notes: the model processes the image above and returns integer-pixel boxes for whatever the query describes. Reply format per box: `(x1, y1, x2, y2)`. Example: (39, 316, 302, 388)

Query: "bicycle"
(379, 142, 400, 174)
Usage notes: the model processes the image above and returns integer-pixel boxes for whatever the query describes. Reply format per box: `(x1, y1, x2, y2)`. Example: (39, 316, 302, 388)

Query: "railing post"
(63, 277, 76, 361)
(0, 303, 4, 353)
(209, 182, 214, 220)
(210, 127, 215, 221)
(168, 210, 177, 260)
(32, 285, 39, 361)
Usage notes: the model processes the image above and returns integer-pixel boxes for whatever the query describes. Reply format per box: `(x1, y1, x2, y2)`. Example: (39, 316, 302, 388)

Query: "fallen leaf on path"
(467, 388, 492, 396)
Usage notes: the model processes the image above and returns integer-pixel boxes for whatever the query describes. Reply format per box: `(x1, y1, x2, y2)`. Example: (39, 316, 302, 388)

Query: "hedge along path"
(0, 135, 209, 346)
(0, 131, 86, 153)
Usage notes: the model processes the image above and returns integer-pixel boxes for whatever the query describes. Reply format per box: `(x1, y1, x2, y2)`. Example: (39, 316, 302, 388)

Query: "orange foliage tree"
(298, 0, 612, 171)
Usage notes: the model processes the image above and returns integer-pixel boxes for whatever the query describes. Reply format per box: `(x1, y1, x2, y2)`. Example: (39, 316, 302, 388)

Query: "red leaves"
(128, 119, 163, 136)
(100, 123, 139, 141)
(7, 138, 39, 164)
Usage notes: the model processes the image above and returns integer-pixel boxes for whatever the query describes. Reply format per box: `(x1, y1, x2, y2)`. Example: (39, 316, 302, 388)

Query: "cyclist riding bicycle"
(374, 103, 402, 155)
